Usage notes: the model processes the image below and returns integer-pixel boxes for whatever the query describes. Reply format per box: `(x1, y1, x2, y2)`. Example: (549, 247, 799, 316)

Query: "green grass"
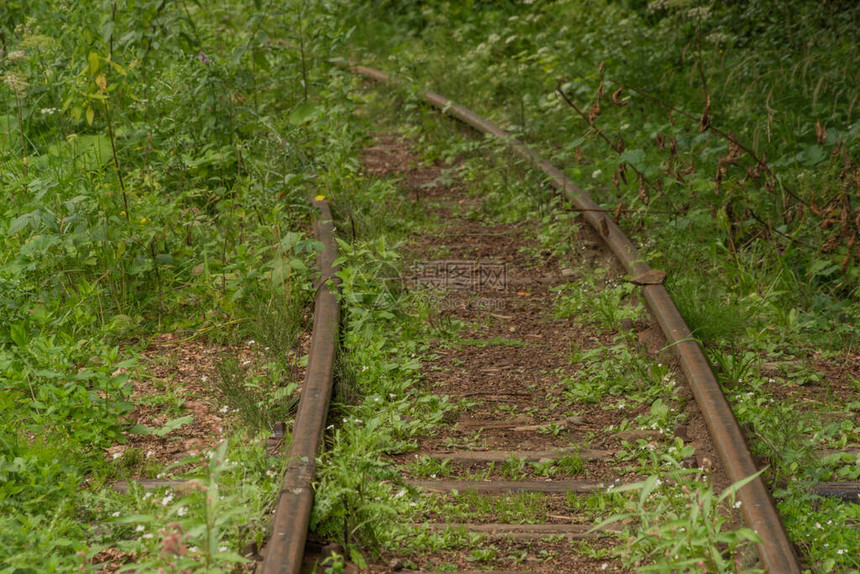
(0, 0, 367, 569)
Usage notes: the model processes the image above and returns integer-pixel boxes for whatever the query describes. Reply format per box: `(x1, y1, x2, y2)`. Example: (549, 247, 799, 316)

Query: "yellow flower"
(120, 211, 126, 216)
(140, 217, 147, 224)
(314, 194, 326, 201)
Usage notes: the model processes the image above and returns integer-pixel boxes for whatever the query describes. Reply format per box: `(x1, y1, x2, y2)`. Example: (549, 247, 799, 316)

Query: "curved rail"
(347, 64, 800, 574)
(260, 198, 340, 574)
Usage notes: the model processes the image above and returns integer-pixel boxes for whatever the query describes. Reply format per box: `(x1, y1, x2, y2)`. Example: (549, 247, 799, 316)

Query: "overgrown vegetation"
(4, 0, 859, 570)
(0, 0, 362, 569)
(341, 1, 860, 571)
(347, 0, 860, 345)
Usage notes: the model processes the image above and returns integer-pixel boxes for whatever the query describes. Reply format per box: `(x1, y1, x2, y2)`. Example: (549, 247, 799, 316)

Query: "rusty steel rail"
(260, 198, 340, 574)
(347, 64, 800, 573)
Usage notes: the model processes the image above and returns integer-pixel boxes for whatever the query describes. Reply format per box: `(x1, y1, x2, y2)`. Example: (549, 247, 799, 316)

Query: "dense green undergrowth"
(1, 0, 366, 570)
(3, 0, 859, 571)
(345, 0, 860, 349)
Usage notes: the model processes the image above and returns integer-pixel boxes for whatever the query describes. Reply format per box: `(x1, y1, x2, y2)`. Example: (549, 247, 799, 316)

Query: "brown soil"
(96, 329, 310, 571)
(105, 335, 235, 467)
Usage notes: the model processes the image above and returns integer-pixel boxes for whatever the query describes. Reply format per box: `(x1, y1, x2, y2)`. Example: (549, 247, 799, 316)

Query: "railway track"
(258, 68, 802, 572)
(260, 198, 340, 574)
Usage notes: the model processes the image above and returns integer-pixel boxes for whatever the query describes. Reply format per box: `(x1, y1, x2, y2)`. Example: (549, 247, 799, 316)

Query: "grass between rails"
(313, 85, 768, 572)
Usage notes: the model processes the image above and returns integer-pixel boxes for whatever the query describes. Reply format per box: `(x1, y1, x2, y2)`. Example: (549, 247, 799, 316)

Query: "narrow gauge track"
(260, 198, 340, 574)
(347, 65, 801, 574)
(258, 72, 801, 572)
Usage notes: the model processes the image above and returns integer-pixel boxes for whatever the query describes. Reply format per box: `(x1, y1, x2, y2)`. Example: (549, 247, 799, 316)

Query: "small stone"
(680, 456, 698, 468)
(270, 421, 287, 438)
(388, 558, 403, 571)
(697, 454, 714, 470)
(243, 540, 262, 561)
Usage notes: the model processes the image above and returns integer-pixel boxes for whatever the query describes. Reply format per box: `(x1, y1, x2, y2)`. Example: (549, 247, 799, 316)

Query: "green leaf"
(101, 21, 115, 47)
(619, 148, 646, 169)
(717, 469, 764, 503)
(252, 49, 271, 72)
(800, 144, 826, 166)
(289, 103, 322, 126)
(126, 424, 151, 435)
(350, 547, 367, 569)
(151, 415, 193, 437)
(639, 474, 659, 505)
(7, 210, 41, 236)
(87, 51, 101, 76)
(10, 322, 30, 348)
